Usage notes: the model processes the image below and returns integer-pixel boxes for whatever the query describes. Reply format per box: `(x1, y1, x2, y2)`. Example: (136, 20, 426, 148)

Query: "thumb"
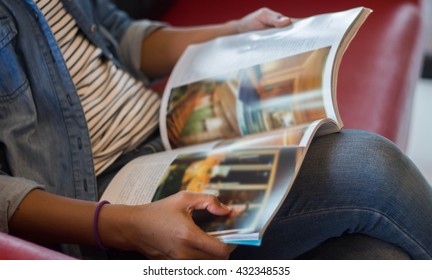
(258, 8, 292, 28)
(268, 14, 292, 27)
(184, 192, 231, 216)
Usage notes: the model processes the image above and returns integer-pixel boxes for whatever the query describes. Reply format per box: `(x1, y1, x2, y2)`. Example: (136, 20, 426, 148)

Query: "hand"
(232, 7, 292, 33)
(123, 191, 236, 259)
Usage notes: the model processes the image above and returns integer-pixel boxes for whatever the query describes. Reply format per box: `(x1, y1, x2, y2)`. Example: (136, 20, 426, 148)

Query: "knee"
(311, 130, 403, 164)
(338, 130, 423, 188)
(340, 130, 407, 177)
(302, 130, 426, 198)
(310, 130, 409, 174)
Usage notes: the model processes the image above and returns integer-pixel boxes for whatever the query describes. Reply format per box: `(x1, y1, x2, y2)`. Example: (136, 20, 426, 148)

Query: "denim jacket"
(0, 0, 164, 232)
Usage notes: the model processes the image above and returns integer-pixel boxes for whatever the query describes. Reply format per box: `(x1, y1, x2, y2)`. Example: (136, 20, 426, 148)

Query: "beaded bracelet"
(93, 200, 110, 250)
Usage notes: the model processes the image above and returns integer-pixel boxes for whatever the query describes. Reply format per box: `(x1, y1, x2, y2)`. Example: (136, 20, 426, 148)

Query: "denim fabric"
(0, 0, 162, 202)
(0, 0, 165, 235)
(230, 130, 432, 259)
(296, 234, 410, 260)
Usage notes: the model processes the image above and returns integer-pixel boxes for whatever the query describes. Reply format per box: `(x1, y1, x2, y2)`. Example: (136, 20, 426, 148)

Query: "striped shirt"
(34, 0, 161, 175)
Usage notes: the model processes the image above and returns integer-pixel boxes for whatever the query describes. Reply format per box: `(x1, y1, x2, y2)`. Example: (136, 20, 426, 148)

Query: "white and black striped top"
(34, 0, 161, 175)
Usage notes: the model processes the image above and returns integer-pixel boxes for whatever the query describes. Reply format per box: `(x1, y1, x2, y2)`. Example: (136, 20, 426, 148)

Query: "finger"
(272, 15, 292, 27)
(167, 213, 236, 259)
(180, 191, 232, 216)
(188, 227, 237, 259)
(259, 8, 292, 28)
(174, 192, 236, 257)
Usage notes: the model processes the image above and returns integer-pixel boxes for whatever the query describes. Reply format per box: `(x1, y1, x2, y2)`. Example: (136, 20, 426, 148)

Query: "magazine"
(101, 7, 372, 245)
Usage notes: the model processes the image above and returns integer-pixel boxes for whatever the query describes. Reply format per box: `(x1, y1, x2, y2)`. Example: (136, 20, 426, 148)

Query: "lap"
(96, 130, 432, 259)
(232, 130, 432, 259)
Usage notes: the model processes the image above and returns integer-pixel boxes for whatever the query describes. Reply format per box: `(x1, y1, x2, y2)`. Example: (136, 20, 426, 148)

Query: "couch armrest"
(0, 232, 74, 260)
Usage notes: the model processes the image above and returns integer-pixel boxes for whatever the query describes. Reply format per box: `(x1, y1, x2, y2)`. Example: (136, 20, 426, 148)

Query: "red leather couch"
(160, 0, 426, 151)
(0, 231, 74, 260)
(1, 0, 425, 260)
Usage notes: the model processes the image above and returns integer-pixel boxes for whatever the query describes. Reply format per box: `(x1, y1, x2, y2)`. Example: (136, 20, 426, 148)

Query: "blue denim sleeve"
(0, 175, 44, 233)
(93, 0, 167, 80)
(93, 0, 133, 43)
(0, 8, 45, 234)
(0, 11, 39, 232)
(118, 20, 166, 82)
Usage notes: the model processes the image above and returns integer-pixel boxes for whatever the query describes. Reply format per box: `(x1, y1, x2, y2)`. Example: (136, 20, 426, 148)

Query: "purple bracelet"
(93, 200, 110, 250)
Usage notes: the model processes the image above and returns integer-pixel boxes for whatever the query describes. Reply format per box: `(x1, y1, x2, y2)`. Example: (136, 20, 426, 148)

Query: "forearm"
(139, 8, 291, 78)
(140, 22, 238, 78)
(8, 189, 130, 249)
(8, 189, 234, 259)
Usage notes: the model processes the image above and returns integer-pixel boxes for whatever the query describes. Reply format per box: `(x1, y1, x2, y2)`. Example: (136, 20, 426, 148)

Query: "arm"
(9, 189, 235, 259)
(140, 8, 292, 78)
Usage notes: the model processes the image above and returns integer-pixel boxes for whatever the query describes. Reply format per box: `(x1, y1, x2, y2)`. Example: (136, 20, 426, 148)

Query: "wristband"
(93, 200, 110, 250)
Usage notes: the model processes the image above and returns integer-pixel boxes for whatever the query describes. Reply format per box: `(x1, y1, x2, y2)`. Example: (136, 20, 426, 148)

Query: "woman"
(0, 0, 431, 259)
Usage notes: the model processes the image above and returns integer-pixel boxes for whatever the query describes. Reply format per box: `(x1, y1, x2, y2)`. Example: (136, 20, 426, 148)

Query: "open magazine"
(101, 7, 372, 246)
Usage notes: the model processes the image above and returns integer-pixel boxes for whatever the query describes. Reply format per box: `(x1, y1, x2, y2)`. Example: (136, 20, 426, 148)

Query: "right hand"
(231, 7, 292, 33)
(115, 191, 236, 259)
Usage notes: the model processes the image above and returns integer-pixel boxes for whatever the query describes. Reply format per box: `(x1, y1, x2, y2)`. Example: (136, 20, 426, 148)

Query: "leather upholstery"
(0, 232, 74, 260)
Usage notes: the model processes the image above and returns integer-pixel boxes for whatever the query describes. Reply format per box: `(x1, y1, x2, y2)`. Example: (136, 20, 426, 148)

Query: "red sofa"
(160, 0, 426, 151)
(1, 0, 425, 260)
(0, 232, 74, 260)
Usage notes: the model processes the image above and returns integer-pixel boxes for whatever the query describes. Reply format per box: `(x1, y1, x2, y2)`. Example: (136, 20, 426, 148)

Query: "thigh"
(296, 234, 410, 260)
(231, 130, 432, 259)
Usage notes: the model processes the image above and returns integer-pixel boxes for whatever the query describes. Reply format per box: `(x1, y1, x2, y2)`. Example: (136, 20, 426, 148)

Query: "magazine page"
(212, 118, 339, 157)
(100, 121, 312, 205)
(160, 7, 371, 150)
(100, 142, 217, 205)
(164, 47, 332, 150)
(100, 113, 336, 205)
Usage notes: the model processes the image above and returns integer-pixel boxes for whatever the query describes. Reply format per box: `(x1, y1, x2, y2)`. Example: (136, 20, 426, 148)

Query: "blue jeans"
(97, 130, 432, 259)
(231, 130, 432, 259)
